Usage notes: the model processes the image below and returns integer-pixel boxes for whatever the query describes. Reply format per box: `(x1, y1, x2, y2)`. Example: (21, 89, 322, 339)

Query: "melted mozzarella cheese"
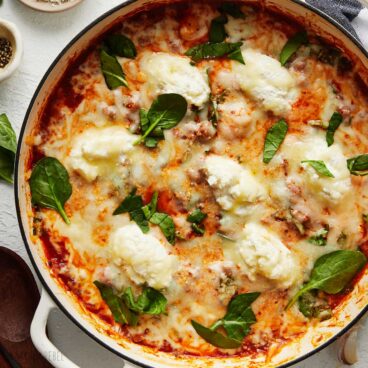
(110, 223, 176, 289)
(140, 52, 210, 107)
(280, 129, 352, 203)
(69, 126, 137, 181)
(237, 222, 300, 288)
(205, 155, 266, 213)
(232, 49, 299, 115)
(224, 16, 253, 42)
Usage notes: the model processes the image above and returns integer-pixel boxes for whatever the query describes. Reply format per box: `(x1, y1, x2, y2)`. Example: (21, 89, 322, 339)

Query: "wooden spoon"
(0, 246, 51, 368)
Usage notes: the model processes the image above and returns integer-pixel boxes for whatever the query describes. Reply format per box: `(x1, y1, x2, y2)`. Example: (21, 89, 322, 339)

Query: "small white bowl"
(18, 0, 84, 13)
(0, 19, 23, 82)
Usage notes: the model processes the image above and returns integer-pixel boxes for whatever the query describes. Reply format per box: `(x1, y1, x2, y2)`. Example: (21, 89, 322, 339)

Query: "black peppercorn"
(0, 37, 12, 68)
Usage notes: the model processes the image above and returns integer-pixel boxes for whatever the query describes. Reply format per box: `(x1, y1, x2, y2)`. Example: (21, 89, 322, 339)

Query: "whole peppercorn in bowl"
(0, 19, 22, 82)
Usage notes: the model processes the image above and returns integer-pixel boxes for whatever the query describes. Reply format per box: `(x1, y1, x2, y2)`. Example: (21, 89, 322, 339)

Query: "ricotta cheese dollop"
(110, 223, 176, 289)
(140, 52, 210, 107)
(232, 49, 299, 116)
(205, 154, 266, 213)
(69, 126, 137, 182)
(237, 222, 300, 288)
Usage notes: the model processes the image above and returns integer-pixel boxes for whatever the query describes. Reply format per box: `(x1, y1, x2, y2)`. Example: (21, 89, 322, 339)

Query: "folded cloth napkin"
(305, 0, 368, 49)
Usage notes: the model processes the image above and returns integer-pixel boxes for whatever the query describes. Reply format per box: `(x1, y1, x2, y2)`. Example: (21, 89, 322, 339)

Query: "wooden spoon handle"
(0, 342, 22, 368)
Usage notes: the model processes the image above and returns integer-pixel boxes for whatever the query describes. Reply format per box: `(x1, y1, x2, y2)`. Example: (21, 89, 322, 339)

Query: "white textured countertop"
(0, 0, 367, 367)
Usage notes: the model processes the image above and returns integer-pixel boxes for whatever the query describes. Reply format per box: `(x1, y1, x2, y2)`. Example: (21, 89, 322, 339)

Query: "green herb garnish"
(287, 250, 366, 309)
(308, 227, 329, 246)
(301, 160, 334, 178)
(142, 192, 158, 220)
(280, 31, 308, 66)
(30, 157, 72, 224)
(187, 208, 207, 236)
(134, 94, 187, 146)
(218, 3, 245, 19)
(113, 188, 148, 233)
(298, 291, 332, 320)
(192, 292, 260, 349)
(122, 287, 167, 315)
(263, 119, 288, 164)
(150, 212, 176, 244)
(326, 112, 343, 147)
(0, 114, 17, 183)
(105, 34, 137, 59)
(347, 154, 368, 176)
(209, 14, 228, 43)
(100, 49, 128, 89)
(185, 42, 244, 64)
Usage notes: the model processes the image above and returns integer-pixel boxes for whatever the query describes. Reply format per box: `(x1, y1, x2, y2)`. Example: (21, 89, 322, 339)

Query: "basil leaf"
(191, 321, 241, 349)
(185, 42, 243, 63)
(100, 49, 128, 89)
(287, 250, 366, 309)
(301, 160, 334, 178)
(218, 3, 245, 19)
(105, 34, 137, 59)
(123, 287, 167, 315)
(30, 157, 72, 224)
(347, 154, 368, 176)
(139, 109, 150, 132)
(326, 112, 343, 147)
(263, 119, 288, 164)
(187, 209, 207, 223)
(94, 281, 138, 326)
(0, 114, 17, 184)
(113, 188, 143, 215)
(221, 292, 259, 341)
(209, 14, 228, 43)
(308, 227, 329, 246)
(0, 114, 17, 154)
(135, 94, 187, 145)
(150, 212, 176, 244)
(280, 31, 308, 66)
(140, 109, 162, 148)
(0, 148, 14, 183)
(142, 192, 158, 220)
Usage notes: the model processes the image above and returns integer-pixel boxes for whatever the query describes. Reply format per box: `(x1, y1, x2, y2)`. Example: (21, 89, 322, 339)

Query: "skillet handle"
(31, 289, 79, 368)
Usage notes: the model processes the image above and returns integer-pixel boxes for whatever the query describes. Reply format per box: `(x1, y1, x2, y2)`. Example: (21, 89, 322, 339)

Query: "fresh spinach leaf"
(301, 160, 334, 178)
(130, 208, 149, 233)
(113, 188, 148, 233)
(0, 148, 14, 183)
(187, 209, 207, 223)
(280, 31, 308, 66)
(287, 250, 366, 309)
(192, 293, 259, 348)
(139, 109, 163, 148)
(185, 42, 243, 63)
(209, 14, 228, 43)
(263, 119, 288, 164)
(100, 49, 128, 89)
(308, 227, 329, 246)
(0, 114, 17, 154)
(94, 281, 138, 326)
(135, 94, 187, 145)
(187, 208, 207, 235)
(227, 47, 245, 64)
(113, 188, 143, 215)
(298, 291, 332, 320)
(218, 3, 245, 19)
(326, 112, 343, 147)
(0, 114, 17, 183)
(150, 212, 176, 244)
(347, 154, 368, 176)
(191, 321, 242, 349)
(142, 192, 158, 220)
(30, 157, 72, 224)
(105, 34, 137, 59)
(123, 287, 167, 315)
